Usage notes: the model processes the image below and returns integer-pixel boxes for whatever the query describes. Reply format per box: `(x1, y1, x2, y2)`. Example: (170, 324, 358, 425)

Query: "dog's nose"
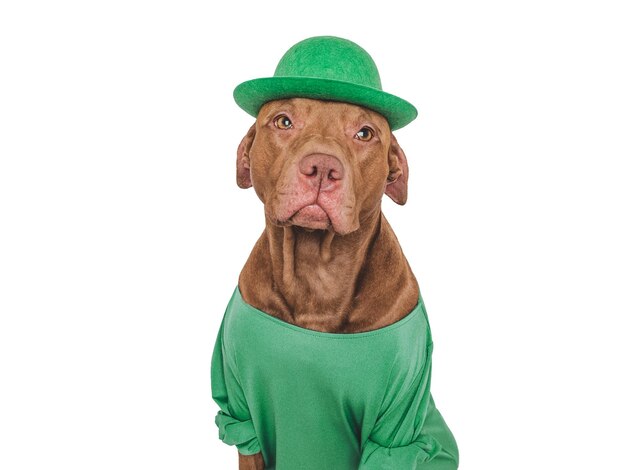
(299, 153, 345, 191)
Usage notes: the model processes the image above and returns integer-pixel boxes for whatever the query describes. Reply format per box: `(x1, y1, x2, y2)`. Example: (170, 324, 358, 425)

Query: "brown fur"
(235, 98, 419, 468)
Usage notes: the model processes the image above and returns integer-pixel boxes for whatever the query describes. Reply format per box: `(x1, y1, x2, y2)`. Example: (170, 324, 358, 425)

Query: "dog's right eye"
(274, 115, 293, 130)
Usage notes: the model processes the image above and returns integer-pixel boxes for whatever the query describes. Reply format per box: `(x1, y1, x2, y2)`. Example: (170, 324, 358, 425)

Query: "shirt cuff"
(215, 410, 261, 455)
(359, 435, 442, 469)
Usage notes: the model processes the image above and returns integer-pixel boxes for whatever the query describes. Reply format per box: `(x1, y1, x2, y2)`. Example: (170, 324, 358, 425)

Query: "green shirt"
(211, 287, 459, 469)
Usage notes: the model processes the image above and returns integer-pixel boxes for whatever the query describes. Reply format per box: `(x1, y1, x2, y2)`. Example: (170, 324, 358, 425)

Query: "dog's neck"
(239, 207, 419, 333)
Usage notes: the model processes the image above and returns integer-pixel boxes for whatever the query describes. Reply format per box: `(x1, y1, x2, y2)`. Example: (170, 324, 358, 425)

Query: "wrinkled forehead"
(258, 98, 390, 131)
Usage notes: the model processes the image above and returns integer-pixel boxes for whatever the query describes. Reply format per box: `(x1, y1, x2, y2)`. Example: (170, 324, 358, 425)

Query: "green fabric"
(211, 287, 459, 469)
(233, 36, 418, 131)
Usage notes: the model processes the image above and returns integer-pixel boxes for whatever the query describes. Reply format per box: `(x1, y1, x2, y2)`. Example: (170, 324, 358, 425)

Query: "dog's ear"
(385, 134, 409, 205)
(236, 124, 256, 189)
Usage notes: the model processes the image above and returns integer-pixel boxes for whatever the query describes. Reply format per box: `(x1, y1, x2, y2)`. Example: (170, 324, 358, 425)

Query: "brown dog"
(235, 97, 420, 469)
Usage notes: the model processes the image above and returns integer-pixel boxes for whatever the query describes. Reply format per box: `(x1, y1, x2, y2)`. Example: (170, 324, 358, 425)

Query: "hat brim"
(233, 77, 417, 131)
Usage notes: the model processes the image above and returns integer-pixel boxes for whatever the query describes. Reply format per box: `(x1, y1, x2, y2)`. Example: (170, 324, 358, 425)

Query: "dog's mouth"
(289, 204, 331, 231)
(269, 193, 358, 235)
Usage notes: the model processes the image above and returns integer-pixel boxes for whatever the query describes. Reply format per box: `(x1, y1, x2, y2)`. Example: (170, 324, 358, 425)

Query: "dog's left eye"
(274, 115, 293, 130)
(355, 127, 374, 141)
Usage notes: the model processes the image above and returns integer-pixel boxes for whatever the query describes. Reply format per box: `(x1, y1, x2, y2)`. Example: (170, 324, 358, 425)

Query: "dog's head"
(236, 98, 409, 235)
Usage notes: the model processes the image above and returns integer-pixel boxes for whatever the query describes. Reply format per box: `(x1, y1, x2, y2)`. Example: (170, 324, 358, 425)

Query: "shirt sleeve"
(211, 316, 261, 456)
(358, 340, 458, 469)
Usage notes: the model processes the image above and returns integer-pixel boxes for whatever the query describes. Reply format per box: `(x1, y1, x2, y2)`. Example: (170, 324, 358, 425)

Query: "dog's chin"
(290, 204, 331, 231)
(269, 202, 360, 235)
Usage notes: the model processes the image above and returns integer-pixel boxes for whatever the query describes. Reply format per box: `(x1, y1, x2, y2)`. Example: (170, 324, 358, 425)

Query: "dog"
(211, 37, 459, 470)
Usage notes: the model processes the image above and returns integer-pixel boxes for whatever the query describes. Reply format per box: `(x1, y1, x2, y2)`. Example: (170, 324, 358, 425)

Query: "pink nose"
(298, 153, 345, 191)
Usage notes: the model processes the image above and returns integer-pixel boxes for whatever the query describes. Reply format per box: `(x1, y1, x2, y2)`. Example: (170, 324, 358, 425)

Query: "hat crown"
(274, 36, 383, 90)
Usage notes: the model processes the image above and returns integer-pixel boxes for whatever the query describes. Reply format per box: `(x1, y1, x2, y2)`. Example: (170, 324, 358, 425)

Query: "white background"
(1, 1, 625, 469)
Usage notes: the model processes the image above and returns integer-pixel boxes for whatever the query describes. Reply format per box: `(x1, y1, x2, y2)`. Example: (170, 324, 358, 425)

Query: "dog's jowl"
(211, 36, 459, 470)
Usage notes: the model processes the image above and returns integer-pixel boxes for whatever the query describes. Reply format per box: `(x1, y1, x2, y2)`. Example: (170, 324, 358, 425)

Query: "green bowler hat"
(233, 36, 418, 131)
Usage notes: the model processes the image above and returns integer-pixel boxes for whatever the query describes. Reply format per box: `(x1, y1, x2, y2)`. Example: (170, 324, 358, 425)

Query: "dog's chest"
(213, 287, 436, 467)
(224, 287, 431, 411)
